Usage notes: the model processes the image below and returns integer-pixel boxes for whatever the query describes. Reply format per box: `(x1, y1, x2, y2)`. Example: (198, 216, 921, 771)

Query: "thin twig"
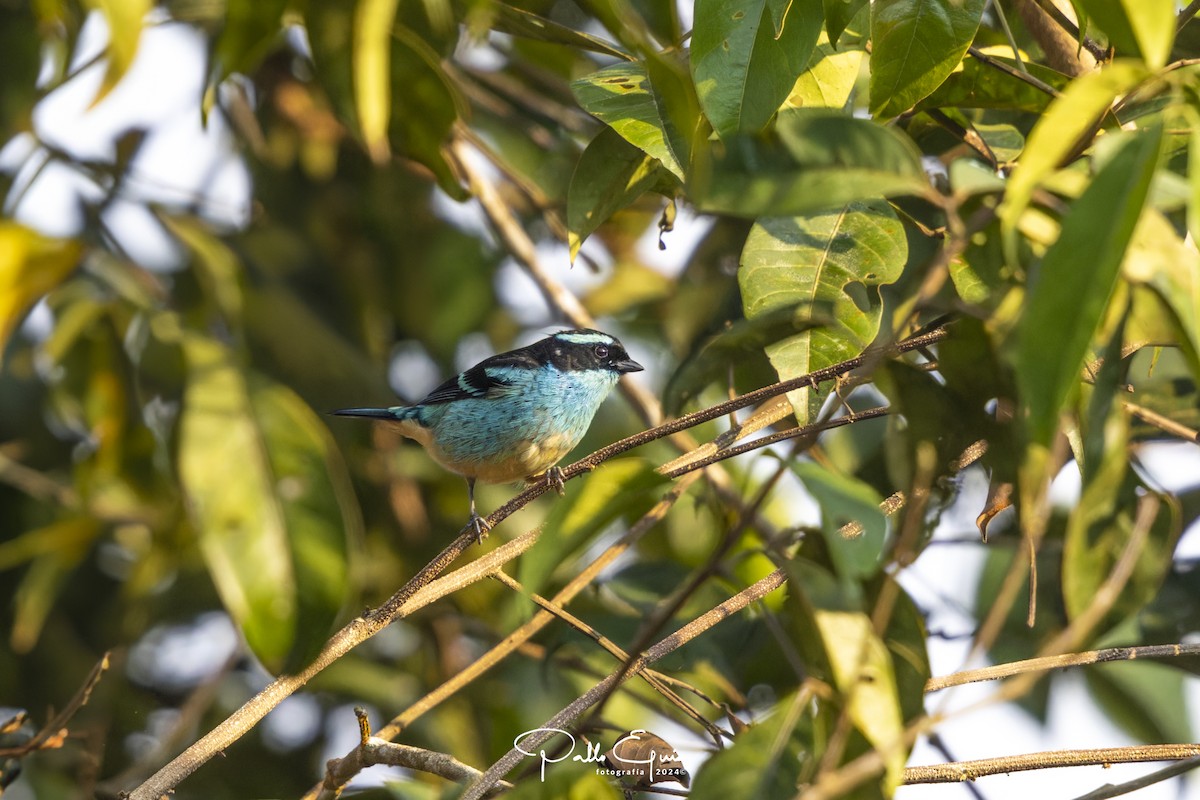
(926, 642, 1200, 693)
(991, 0, 1029, 73)
(1068, 756, 1200, 800)
(967, 46, 1062, 97)
(1179, 0, 1200, 31)
(0, 652, 109, 758)
(903, 744, 1200, 784)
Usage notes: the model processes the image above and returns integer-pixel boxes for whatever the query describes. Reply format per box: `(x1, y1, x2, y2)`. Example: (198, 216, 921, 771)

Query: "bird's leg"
(543, 466, 566, 496)
(465, 478, 491, 543)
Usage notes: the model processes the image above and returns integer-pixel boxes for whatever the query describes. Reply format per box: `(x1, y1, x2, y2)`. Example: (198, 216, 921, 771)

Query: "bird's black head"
(535, 329, 643, 374)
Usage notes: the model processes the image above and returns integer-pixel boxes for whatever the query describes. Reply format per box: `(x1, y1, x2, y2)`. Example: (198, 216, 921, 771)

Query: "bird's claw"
(545, 466, 566, 497)
(468, 513, 492, 544)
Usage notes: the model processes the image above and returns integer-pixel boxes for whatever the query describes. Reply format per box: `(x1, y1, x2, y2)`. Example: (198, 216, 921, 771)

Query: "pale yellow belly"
(394, 419, 575, 483)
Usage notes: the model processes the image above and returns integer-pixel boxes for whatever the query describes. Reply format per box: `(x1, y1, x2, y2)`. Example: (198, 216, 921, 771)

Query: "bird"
(333, 328, 643, 541)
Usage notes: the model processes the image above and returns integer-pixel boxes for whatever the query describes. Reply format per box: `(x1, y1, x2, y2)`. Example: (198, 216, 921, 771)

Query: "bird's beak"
(614, 358, 644, 374)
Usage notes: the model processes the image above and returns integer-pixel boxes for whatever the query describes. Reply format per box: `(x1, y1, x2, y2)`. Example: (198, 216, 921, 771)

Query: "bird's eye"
(594, 344, 610, 359)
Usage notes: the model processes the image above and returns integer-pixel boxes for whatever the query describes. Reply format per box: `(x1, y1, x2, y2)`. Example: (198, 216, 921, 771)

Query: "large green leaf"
(1014, 125, 1162, 446)
(691, 0, 823, 138)
(1075, 0, 1174, 69)
(784, 26, 865, 111)
(738, 199, 907, 425)
(572, 61, 686, 178)
(691, 110, 930, 216)
(790, 461, 886, 579)
(179, 335, 357, 672)
(567, 127, 677, 262)
(869, 0, 987, 118)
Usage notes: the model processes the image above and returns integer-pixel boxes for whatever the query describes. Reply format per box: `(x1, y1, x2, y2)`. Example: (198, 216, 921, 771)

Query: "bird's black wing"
(417, 350, 538, 405)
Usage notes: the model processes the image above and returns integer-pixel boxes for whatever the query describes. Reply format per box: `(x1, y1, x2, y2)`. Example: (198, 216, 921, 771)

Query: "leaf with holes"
(691, 0, 823, 138)
(739, 199, 908, 425)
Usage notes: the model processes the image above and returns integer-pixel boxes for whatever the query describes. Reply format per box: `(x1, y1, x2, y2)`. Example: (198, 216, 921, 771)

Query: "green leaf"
(790, 461, 886, 579)
(8, 518, 99, 654)
(916, 53, 1070, 113)
(567, 127, 676, 262)
(354, 0, 402, 163)
(480, 0, 632, 60)
(1063, 386, 1180, 634)
(387, 28, 465, 196)
(210, 0, 288, 81)
(1086, 661, 1193, 743)
(691, 0, 823, 138)
(179, 335, 357, 672)
(692, 110, 930, 217)
(662, 306, 810, 414)
(572, 62, 686, 179)
(1124, 210, 1200, 379)
(823, 0, 868, 46)
(1015, 125, 1162, 446)
(814, 609, 906, 792)
(738, 198, 907, 424)
(1075, 0, 1174, 69)
(869, 0, 987, 118)
(0, 222, 81, 363)
(690, 692, 809, 800)
(999, 61, 1148, 240)
(784, 26, 865, 111)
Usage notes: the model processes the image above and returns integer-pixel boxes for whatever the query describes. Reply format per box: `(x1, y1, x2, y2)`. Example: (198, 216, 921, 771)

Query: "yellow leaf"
(354, 0, 401, 163)
(814, 610, 906, 792)
(84, 0, 151, 103)
(0, 221, 81, 362)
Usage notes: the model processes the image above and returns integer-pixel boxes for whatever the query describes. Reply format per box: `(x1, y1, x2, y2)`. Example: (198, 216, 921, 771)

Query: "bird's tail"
(330, 406, 417, 421)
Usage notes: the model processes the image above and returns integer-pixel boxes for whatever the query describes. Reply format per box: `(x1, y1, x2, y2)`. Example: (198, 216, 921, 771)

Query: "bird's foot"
(544, 466, 567, 497)
(467, 512, 492, 544)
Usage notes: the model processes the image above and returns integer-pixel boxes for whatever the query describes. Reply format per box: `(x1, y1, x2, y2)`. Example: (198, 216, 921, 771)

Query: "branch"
(903, 744, 1200, 784)
(0, 652, 109, 758)
(926, 643, 1200, 693)
(319, 708, 513, 797)
(966, 45, 1062, 97)
(1069, 757, 1200, 800)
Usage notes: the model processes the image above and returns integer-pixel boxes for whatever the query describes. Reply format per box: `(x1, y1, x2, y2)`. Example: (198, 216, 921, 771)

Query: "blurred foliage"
(1, 0, 1200, 798)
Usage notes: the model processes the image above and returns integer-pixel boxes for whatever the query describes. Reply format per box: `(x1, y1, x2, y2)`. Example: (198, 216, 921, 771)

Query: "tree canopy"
(2, 0, 1200, 799)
